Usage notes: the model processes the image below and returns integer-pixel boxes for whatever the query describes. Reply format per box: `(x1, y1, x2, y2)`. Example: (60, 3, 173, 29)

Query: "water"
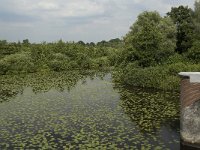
(0, 71, 180, 149)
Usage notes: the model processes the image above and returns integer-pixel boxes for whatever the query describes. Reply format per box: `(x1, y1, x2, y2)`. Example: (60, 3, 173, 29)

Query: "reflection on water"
(118, 87, 180, 132)
(0, 71, 180, 149)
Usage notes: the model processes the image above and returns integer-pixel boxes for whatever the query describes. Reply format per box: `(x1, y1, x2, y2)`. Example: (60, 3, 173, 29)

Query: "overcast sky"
(0, 0, 195, 43)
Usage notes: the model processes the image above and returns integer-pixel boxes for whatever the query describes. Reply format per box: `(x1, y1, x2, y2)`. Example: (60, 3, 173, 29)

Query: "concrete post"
(179, 72, 200, 149)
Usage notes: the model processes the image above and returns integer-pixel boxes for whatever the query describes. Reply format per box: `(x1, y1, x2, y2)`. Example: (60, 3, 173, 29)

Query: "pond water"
(0, 71, 180, 149)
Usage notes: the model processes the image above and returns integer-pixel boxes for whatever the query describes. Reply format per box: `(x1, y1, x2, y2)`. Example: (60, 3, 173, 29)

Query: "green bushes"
(0, 60, 9, 75)
(164, 53, 186, 65)
(48, 60, 68, 71)
(0, 52, 35, 75)
(76, 53, 91, 69)
(1, 1, 200, 92)
(91, 57, 110, 69)
(187, 41, 200, 63)
(114, 61, 200, 91)
(0, 40, 118, 74)
(0, 41, 21, 58)
(47, 53, 70, 71)
(113, 5, 200, 91)
(114, 65, 173, 89)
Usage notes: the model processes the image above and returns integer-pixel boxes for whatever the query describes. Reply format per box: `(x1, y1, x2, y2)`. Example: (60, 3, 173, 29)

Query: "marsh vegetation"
(0, 1, 200, 149)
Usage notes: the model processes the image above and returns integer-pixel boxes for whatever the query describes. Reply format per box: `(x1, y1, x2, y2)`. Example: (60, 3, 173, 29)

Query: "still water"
(0, 71, 180, 149)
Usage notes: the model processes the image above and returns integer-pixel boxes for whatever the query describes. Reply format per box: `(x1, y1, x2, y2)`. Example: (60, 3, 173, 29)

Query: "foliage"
(114, 1, 200, 90)
(187, 41, 200, 63)
(164, 53, 186, 65)
(0, 1, 200, 92)
(2, 2, 200, 149)
(114, 60, 200, 91)
(113, 65, 179, 91)
(124, 11, 176, 67)
(167, 6, 194, 53)
(193, 0, 200, 40)
(0, 40, 119, 74)
(0, 40, 21, 58)
(0, 52, 35, 75)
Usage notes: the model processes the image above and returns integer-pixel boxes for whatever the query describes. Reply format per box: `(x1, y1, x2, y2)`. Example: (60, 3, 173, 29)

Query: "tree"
(89, 42, 95, 46)
(97, 40, 107, 47)
(108, 38, 123, 48)
(0, 40, 21, 57)
(167, 6, 194, 53)
(22, 39, 30, 46)
(124, 11, 176, 67)
(193, 0, 200, 40)
(77, 41, 85, 45)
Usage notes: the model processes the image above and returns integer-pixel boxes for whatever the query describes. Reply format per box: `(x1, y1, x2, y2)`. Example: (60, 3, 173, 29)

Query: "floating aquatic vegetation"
(0, 71, 180, 149)
(119, 87, 180, 132)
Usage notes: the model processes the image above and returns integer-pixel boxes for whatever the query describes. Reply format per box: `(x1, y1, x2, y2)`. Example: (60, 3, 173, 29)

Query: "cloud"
(0, 11, 37, 23)
(1, 0, 106, 18)
(0, 0, 196, 42)
(37, 1, 59, 10)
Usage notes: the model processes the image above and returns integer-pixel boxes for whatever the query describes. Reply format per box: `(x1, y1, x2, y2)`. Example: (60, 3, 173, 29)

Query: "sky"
(0, 0, 195, 43)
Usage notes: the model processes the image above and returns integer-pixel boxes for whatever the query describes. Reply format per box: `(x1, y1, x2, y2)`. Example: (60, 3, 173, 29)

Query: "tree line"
(0, 39, 123, 74)
(0, 1, 200, 90)
(114, 0, 200, 90)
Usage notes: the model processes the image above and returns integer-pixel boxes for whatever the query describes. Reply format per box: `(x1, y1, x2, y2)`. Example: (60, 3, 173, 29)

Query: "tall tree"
(124, 11, 176, 67)
(193, 0, 200, 40)
(167, 6, 194, 53)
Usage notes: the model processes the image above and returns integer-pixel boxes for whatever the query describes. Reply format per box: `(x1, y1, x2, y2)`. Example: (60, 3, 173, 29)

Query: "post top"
(179, 72, 200, 83)
(179, 72, 200, 77)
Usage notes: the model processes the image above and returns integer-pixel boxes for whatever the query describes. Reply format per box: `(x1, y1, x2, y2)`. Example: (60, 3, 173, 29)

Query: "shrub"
(91, 57, 110, 69)
(187, 41, 200, 63)
(0, 52, 35, 74)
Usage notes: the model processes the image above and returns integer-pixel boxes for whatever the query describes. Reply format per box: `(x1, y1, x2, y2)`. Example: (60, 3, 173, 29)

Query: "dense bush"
(114, 61, 200, 91)
(91, 57, 110, 69)
(0, 52, 35, 75)
(187, 41, 200, 63)
(0, 40, 120, 74)
(114, 1, 200, 90)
